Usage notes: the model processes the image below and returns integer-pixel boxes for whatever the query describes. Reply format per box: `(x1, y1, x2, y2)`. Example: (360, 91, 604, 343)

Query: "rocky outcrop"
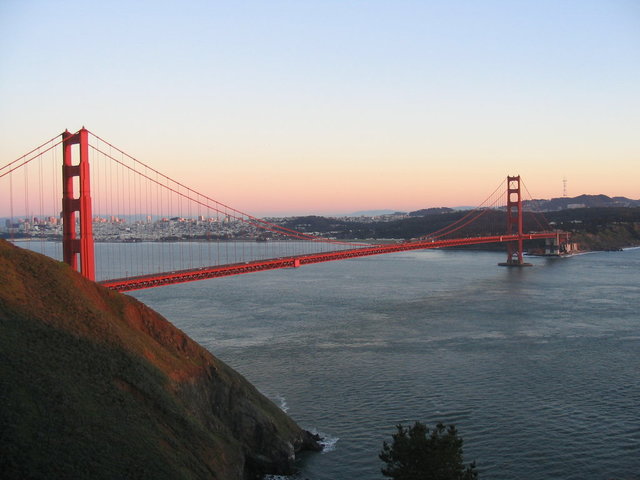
(0, 239, 320, 479)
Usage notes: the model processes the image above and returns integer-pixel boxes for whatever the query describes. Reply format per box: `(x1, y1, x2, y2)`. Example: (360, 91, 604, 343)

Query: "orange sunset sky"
(1, 1, 638, 216)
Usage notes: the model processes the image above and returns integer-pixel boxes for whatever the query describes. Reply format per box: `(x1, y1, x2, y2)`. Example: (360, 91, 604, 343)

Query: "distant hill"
(544, 207, 640, 250)
(274, 206, 640, 251)
(524, 194, 640, 211)
(0, 240, 320, 480)
(408, 207, 455, 217)
(348, 209, 401, 216)
(342, 195, 640, 220)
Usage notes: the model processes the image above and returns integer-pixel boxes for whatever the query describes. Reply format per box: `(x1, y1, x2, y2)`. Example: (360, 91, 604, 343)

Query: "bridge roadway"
(99, 232, 564, 292)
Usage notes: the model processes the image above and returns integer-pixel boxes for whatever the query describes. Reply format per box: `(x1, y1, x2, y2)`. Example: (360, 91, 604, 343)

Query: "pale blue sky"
(1, 1, 638, 214)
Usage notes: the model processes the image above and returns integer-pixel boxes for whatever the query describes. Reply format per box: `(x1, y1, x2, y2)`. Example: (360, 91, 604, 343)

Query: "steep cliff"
(0, 240, 320, 479)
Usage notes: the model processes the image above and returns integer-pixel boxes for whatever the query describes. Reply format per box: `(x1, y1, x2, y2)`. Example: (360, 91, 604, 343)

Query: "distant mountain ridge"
(408, 207, 455, 217)
(524, 194, 640, 211)
(348, 209, 400, 216)
(348, 195, 640, 219)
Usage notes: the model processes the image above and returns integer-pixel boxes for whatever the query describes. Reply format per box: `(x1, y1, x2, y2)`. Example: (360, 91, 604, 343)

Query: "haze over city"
(1, 0, 638, 216)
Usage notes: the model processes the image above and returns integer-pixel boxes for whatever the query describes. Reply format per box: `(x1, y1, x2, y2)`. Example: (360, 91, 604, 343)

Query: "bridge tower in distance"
(500, 175, 532, 267)
(62, 128, 95, 280)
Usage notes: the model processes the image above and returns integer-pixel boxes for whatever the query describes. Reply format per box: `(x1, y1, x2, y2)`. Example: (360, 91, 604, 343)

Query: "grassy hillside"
(545, 208, 640, 250)
(0, 240, 319, 480)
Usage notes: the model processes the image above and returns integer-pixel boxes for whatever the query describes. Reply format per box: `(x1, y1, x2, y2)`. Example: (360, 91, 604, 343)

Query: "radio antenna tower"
(562, 176, 568, 197)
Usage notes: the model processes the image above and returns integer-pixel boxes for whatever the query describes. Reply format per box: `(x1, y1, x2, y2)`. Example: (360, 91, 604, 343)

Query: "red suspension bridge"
(1, 128, 570, 292)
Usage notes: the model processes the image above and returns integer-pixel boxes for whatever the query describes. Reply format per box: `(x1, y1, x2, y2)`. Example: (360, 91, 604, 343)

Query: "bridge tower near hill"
(62, 128, 95, 280)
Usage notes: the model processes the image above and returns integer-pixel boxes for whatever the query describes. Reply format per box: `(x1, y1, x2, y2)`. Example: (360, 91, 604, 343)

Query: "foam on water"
(315, 432, 339, 454)
(273, 394, 289, 413)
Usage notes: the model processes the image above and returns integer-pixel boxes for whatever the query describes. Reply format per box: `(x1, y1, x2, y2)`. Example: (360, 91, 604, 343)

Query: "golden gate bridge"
(0, 128, 569, 292)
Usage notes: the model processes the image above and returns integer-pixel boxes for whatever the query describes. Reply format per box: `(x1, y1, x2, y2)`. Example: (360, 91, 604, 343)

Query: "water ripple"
(133, 249, 640, 480)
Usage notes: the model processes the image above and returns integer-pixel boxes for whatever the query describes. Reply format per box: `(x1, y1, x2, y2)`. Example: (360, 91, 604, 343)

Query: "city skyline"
(1, 1, 639, 216)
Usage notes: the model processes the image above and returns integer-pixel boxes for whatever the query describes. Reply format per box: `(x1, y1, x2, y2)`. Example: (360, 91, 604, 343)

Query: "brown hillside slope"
(0, 240, 320, 480)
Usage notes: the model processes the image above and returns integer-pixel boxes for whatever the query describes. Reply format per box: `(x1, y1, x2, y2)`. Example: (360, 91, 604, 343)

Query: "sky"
(1, 0, 638, 216)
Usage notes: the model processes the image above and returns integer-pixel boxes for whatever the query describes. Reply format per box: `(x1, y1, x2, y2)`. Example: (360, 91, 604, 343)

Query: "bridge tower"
(501, 175, 531, 267)
(62, 128, 95, 280)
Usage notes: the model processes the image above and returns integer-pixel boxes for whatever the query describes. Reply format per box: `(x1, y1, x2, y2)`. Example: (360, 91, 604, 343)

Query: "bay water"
(131, 247, 640, 480)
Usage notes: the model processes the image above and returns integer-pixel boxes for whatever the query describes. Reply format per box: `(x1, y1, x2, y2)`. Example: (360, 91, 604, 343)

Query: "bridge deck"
(99, 233, 563, 292)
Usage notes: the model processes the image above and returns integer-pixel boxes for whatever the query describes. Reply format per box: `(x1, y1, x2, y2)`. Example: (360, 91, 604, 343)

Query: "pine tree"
(379, 422, 478, 480)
